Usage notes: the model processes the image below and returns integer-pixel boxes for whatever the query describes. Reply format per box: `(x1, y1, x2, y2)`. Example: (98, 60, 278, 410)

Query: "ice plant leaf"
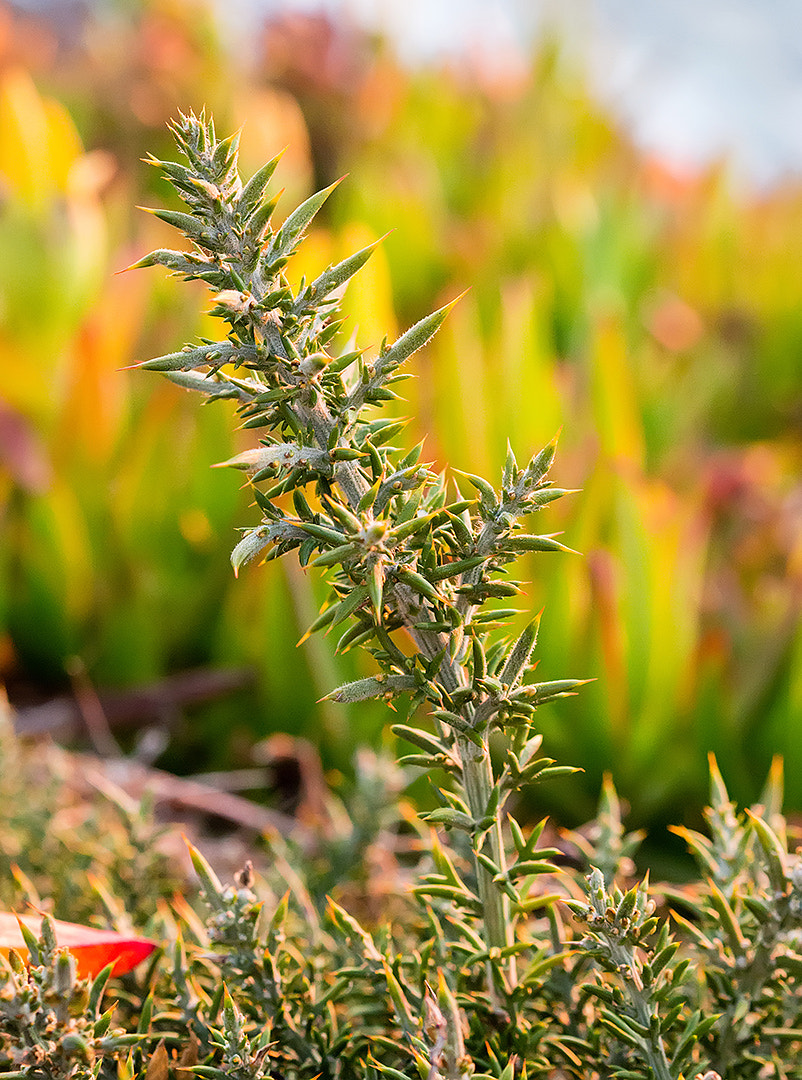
(0, 912, 156, 978)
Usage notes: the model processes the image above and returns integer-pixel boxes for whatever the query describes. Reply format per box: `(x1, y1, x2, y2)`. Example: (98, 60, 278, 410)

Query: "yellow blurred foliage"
(0, 66, 82, 206)
(0, 67, 108, 425)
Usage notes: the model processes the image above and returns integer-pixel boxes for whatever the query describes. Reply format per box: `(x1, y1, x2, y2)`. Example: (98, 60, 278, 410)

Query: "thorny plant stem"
(307, 393, 516, 993)
(139, 116, 556, 1003)
(256, 312, 517, 993)
(607, 940, 674, 1080)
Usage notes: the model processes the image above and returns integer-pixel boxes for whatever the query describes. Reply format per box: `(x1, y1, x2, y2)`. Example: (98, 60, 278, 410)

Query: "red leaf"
(0, 912, 156, 978)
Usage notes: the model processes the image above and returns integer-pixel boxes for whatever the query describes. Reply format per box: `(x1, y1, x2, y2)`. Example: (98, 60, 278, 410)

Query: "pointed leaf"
(163, 371, 252, 400)
(330, 583, 370, 627)
(185, 840, 225, 909)
(422, 808, 475, 833)
(746, 810, 789, 895)
(505, 534, 579, 554)
(367, 561, 384, 620)
(524, 432, 560, 487)
(391, 724, 450, 758)
(214, 443, 329, 474)
(270, 178, 343, 259)
(323, 673, 416, 703)
(239, 150, 285, 220)
(231, 528, 273, 576)
(427, 555, 486, 583)
(140, 341, 246, 372)
(395, 566, 443, 604)
(140, 207, 209, 244)
(376, 294, 464, 377)
(500, 613, 542, 688)
(526, 487, 579, 508)
(455, 470, 497, 508)
(303, 239, 381, 306)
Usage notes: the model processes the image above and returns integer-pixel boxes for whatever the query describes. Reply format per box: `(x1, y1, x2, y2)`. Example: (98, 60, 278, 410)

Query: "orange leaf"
(0, 912, 156, 978)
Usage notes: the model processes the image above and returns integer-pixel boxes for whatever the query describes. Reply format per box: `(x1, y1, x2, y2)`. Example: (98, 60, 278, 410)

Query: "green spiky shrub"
(4, 718, 802, 1078)
(131, 110, 588, 983)
(5, 113, 802, 1080)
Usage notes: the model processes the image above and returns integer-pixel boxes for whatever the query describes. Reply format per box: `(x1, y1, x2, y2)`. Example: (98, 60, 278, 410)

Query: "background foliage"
(0, 0, 800, 844)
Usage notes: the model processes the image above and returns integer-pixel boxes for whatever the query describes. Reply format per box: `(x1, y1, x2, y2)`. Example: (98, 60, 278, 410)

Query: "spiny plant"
(0, 914, 146, 1079)
(5, 722, 802, 1076)
(133, 108, 584, 996)
(7, 743, 802, 1078)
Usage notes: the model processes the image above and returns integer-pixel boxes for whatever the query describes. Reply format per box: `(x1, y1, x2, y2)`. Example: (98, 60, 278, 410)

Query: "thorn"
(439, 287, 470, 315)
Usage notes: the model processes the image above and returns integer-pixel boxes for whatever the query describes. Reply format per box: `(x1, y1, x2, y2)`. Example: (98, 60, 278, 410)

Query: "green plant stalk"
(185, 197, 515, 985)
(610, 943, 674, 1080)
(208, 276, 515, 971)
(134, 113, 575, 1004)
(457, 730, 516, 987)
(300, 388, 516, 985)
(573, 870, 680, 1080)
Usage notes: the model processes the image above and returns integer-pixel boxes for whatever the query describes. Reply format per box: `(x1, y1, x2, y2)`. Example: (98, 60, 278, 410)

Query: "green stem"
(311, 401, 516, 990)
(609, 940, 675, 1080)
(249, 291, 517, 995)
(456, 730, 516, 993)
(393, 580, 516, 991)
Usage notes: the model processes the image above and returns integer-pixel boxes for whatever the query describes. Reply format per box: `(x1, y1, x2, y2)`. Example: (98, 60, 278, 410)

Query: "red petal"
(0, 912, 156, 978)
